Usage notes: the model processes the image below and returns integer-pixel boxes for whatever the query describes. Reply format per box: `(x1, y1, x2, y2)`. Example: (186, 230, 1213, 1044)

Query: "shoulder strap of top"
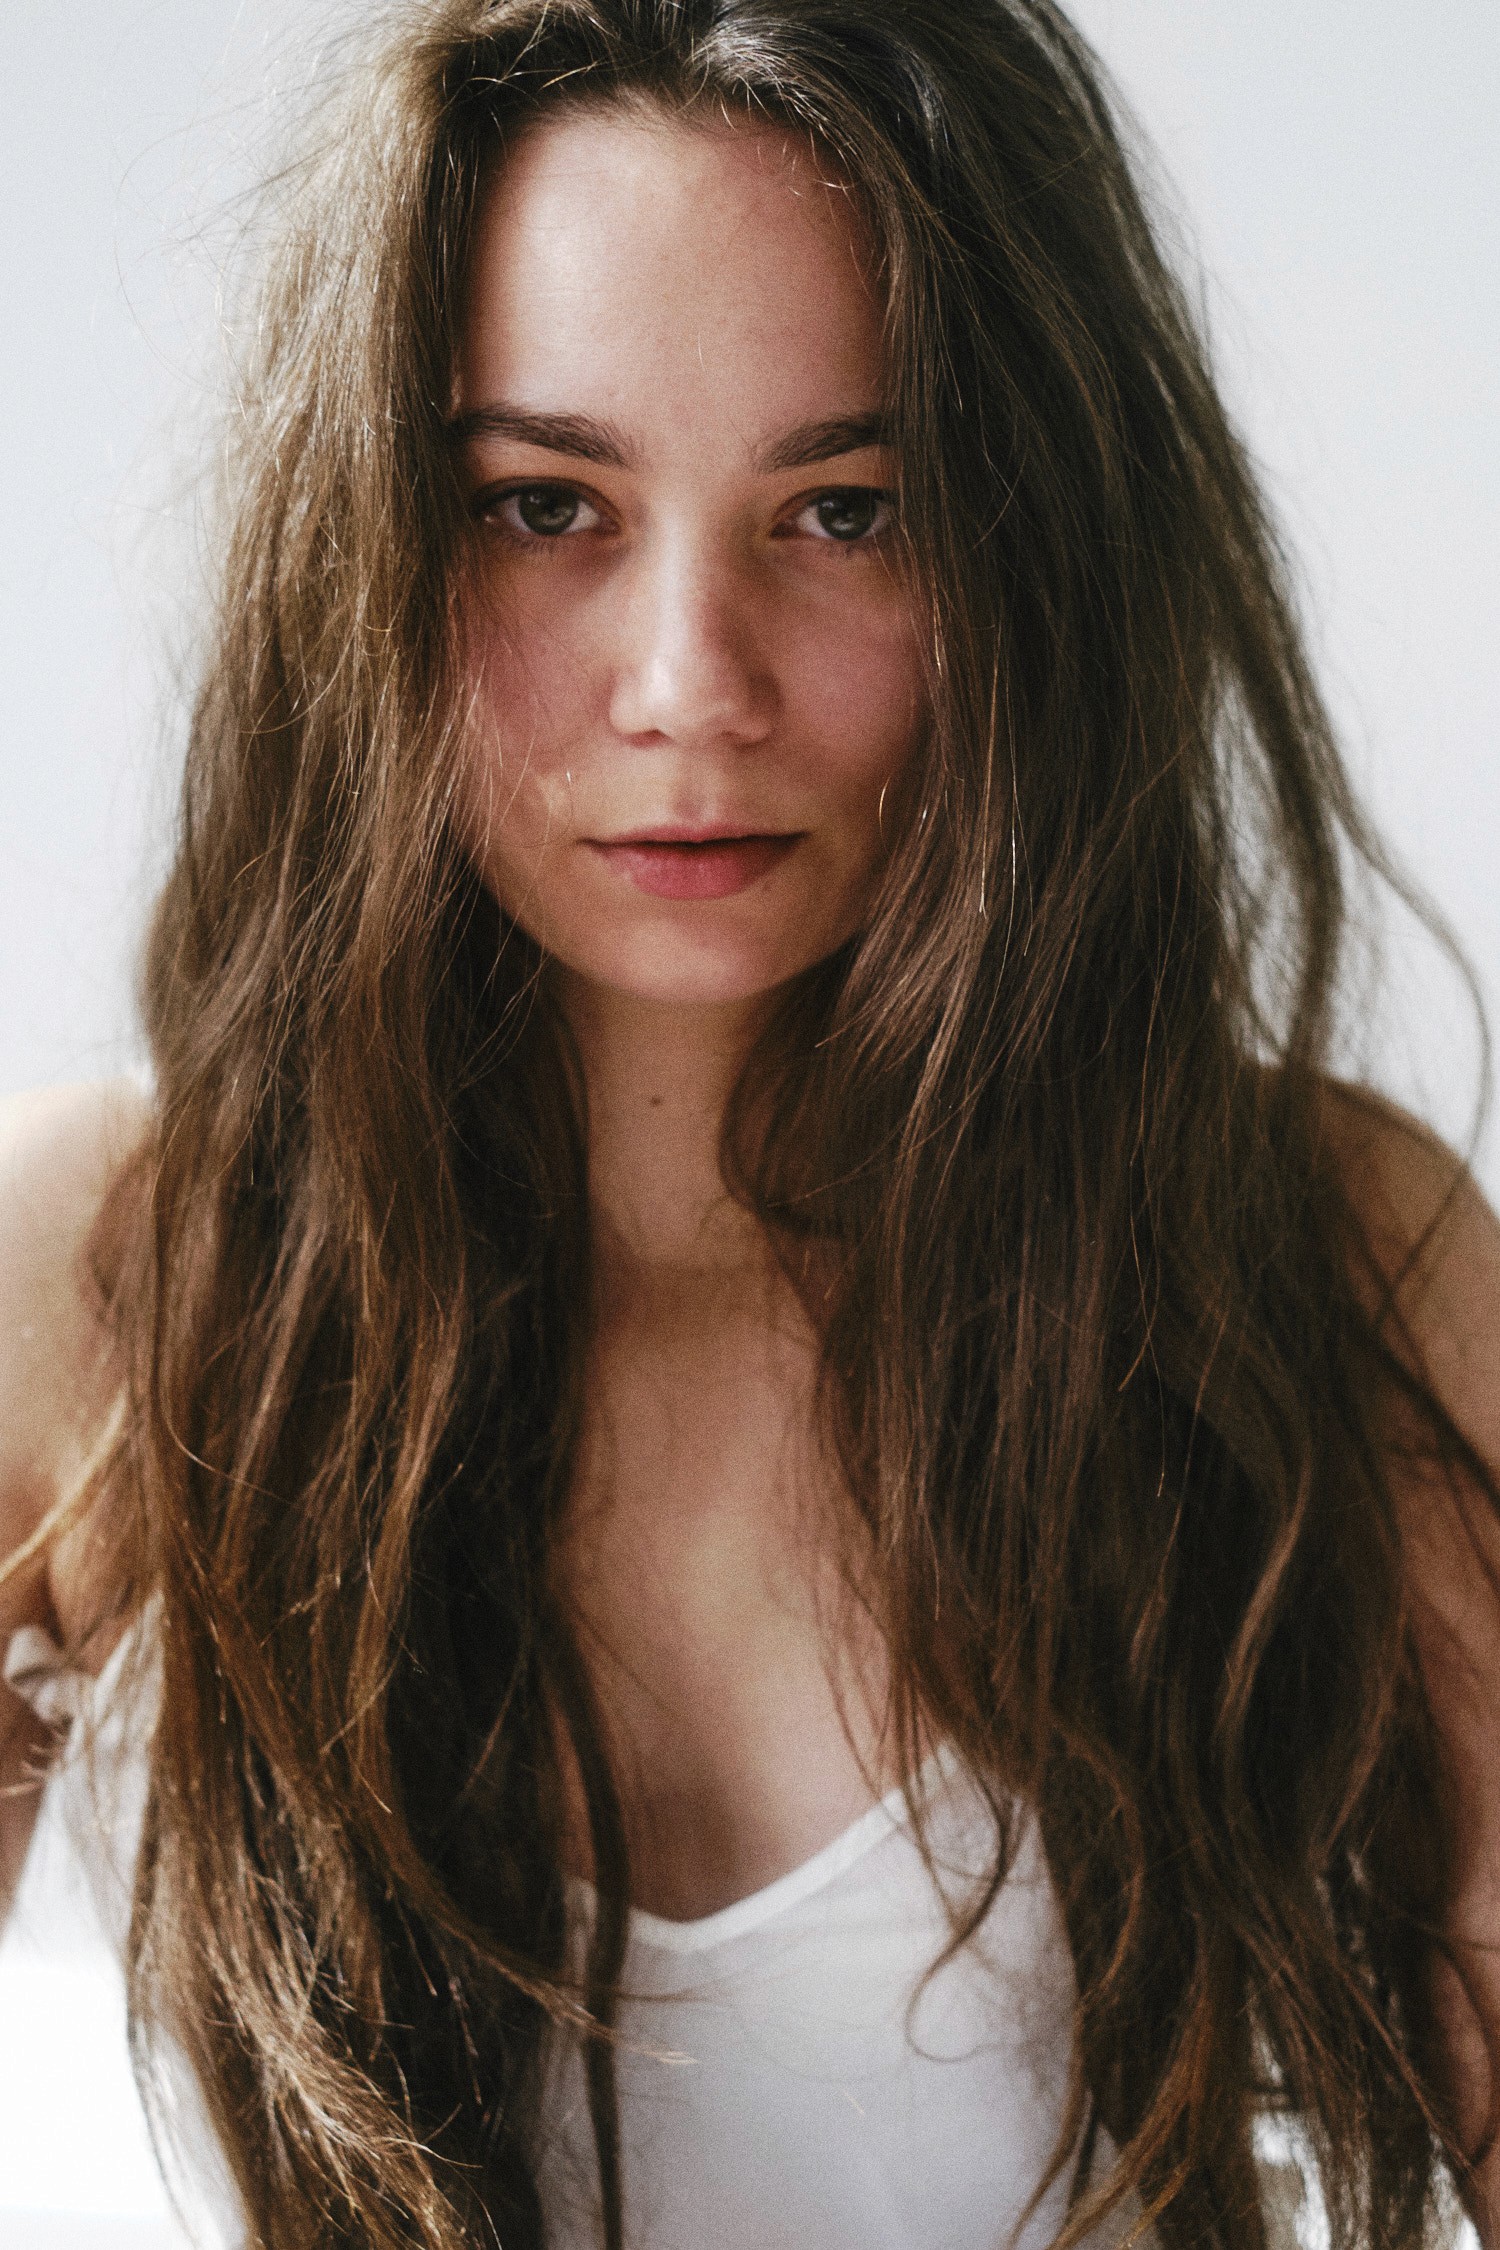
(3, 1621, 88, 1730)
(4, 1601, 159, 1739)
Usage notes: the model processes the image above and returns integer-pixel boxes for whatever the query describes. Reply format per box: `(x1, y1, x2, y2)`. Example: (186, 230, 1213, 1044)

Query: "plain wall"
(2, 0, 1497, 1180)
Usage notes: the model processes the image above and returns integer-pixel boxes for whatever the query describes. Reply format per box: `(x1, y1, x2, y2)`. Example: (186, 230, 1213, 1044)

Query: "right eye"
(475, 483, 606, 540)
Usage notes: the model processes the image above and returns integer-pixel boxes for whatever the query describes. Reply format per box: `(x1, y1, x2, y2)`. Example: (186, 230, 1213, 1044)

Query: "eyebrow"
(447, 404, 891, 475)
(447, 405, 636, 466)
(754, 413, 890, 473)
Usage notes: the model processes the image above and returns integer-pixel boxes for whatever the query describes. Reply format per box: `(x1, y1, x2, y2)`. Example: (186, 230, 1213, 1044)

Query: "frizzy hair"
(68, 0, 1493, 2243)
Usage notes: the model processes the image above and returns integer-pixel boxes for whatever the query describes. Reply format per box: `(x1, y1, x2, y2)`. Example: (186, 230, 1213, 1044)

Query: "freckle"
(649, 1096, 664, 1110)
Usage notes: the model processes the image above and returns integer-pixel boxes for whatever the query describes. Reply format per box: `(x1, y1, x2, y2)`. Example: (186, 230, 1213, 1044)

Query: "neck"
(556, 971, 775, 1276)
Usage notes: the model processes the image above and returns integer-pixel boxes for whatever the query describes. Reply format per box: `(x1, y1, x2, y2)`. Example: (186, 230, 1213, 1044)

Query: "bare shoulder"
(1319, 1079, 1500, 1457)
(0, 1077, 153, 1639)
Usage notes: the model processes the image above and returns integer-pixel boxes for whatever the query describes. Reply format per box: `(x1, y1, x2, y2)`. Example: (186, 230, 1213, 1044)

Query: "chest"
(550, 1277, 904, 1922)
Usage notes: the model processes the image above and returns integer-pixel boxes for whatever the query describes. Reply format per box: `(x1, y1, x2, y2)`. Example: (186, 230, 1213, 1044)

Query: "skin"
(0, 104, 1496, 2234)
(453, 106, 922, 1018)
(451, 109, 927, 1917)
(1319, 1091, 1500, 2236)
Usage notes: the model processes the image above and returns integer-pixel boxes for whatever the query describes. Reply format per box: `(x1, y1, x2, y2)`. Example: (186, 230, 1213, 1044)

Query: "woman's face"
(453, 106, 925, 1010)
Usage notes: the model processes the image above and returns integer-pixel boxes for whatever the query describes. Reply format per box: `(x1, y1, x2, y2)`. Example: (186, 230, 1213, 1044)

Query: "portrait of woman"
(1, 2, 1497, 2247)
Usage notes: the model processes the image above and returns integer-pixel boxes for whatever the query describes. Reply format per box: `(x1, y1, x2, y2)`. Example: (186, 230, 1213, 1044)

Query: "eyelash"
(472, 484, 609, 544)
(470, 481, 897, 549)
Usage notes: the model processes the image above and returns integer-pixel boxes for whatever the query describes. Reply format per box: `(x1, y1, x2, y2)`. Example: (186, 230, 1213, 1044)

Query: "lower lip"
(590, 836, 801, 901)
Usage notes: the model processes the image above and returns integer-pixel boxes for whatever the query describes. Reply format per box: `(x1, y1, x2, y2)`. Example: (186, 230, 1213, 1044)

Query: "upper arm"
(0, 1077, 150, 1594)
(1325, 1086, 1500, 1866)
(1325, 1084, 1500, 2199)
(0, 1078, 151, 1906)
(1322, 1089, 1500, 1755)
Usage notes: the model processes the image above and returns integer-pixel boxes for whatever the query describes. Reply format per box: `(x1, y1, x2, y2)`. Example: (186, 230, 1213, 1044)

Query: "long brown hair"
(68, 1, 1495, 2243)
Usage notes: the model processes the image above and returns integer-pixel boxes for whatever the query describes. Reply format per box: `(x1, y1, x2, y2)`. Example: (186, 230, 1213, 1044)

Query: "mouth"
(587, 829, 804, 902)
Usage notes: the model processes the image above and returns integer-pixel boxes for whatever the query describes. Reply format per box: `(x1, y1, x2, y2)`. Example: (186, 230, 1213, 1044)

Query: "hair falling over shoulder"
(77, 1, 1494, 2243)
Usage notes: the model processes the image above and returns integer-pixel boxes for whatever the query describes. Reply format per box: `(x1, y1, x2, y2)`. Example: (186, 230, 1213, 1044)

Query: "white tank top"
(537, 1742, 1130, 2250)
(0, 1613, 1336, 2250)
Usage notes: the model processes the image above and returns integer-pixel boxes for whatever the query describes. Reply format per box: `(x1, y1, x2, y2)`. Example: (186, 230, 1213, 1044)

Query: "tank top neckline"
(4, 1615, 972, 1962)
(567, 1738, 966, 1956)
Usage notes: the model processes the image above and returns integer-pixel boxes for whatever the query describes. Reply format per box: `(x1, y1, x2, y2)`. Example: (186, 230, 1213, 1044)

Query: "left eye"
(477, 484, 606, 539)
(791, 489, 894, 544)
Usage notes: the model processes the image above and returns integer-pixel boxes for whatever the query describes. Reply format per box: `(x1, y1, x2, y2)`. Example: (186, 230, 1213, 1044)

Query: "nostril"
(607, 637, 776, 750)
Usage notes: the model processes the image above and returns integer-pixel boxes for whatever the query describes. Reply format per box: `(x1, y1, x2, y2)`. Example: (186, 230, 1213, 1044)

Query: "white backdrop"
(1, 0, 1496, 1176)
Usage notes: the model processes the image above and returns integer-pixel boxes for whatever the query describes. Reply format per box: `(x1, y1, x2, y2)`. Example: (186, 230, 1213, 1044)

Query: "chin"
(557, 926, 830, 1012)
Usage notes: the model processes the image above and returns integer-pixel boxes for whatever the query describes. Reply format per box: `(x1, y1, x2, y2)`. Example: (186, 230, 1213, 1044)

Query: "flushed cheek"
(458, 739, 585, 934)
(782, 622, 925, 813)
(454, 580, 926, 968)
(457, 625, 601, 868)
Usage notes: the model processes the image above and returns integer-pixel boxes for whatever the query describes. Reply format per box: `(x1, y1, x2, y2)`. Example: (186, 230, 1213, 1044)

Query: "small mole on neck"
(649, 1095, 664, 1109)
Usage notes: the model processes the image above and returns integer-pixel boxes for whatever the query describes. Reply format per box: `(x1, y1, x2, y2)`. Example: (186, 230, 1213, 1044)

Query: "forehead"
(457, 106, 885, 450)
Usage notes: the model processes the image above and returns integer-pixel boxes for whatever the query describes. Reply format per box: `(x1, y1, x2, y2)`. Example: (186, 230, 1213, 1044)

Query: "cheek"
(785, 592, 927, 808)
(465, 578, 598, 755)
(452, 560, 928, 977)
(455, 594, 597, 869)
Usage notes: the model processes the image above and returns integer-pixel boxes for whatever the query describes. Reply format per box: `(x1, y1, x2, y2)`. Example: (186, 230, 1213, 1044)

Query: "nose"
(607, 533, 777, 750)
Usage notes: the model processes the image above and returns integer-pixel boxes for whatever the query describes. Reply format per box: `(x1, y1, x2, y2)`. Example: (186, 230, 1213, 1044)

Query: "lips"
(588, 830, 802, 901)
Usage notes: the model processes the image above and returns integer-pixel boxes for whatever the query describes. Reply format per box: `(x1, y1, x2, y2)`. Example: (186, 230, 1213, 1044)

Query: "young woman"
(2, 3, 1498, 2246)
